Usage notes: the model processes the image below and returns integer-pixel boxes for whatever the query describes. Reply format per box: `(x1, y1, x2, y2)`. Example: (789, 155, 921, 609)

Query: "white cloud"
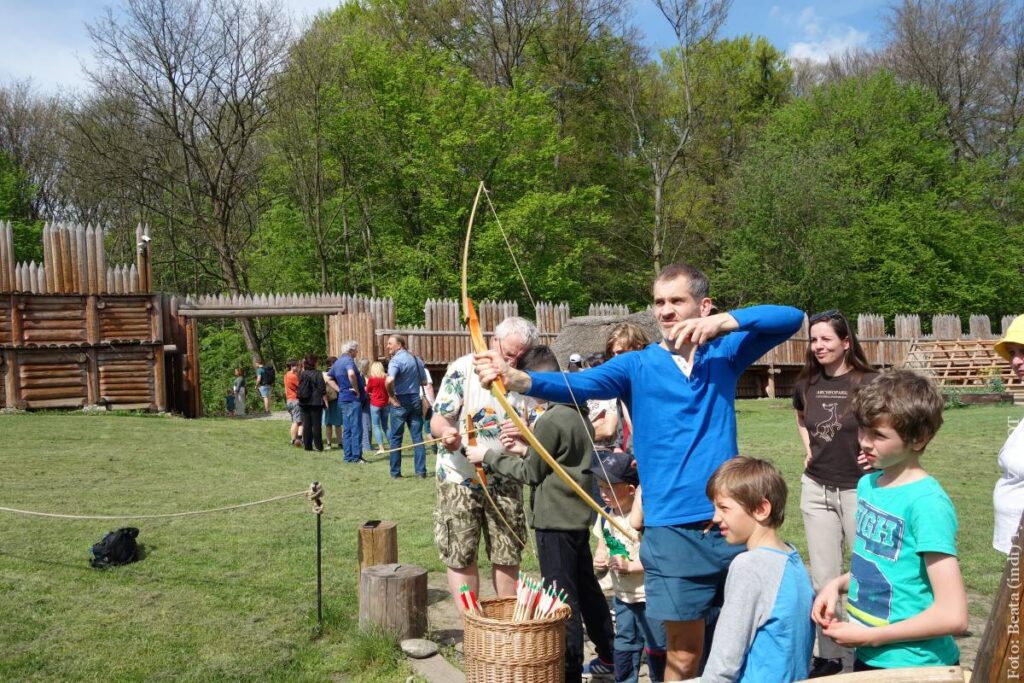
(796, 6, 822, 38)
(787, 26, 870, 63)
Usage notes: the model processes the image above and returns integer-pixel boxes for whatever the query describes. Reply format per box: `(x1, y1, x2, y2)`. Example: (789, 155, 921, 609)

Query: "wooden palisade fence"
(2, 217, 1019, 413)
(0, 220, 149, 295)
(329, 301, 1021, 400)
(0, 221, 167, 411)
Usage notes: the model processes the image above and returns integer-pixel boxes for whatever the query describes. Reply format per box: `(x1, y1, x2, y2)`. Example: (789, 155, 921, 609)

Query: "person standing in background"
(322, 356, 342, 450)
(793, 309, 877, 678)
(329, 341, 367, 464)
(284, 360, 303, 447)
(993, 316, 1024, 554)
(385, 335, 427, 479)
(255, 360, 275, 414)
(358, 357, 373, 454)
(298, 355, 327, 452)
(366, 361, 390, 453)
(232, 368, 246, 417)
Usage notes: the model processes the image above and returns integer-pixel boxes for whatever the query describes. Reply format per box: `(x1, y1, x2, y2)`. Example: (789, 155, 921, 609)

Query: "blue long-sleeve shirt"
(526, 305, 803, 526)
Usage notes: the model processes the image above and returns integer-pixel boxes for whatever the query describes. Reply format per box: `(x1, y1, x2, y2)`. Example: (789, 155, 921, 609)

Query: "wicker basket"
(463, 596, 572, 683)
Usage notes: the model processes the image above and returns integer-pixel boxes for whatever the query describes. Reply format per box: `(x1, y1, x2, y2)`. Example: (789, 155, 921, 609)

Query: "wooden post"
(972, 511, 1024, 682)
(357, 520, 398, 576)
(60, 227, 73, 294)
(358, 563, 428, 639)
(11, 295, 23, 346)
(186, 316, 201, 417)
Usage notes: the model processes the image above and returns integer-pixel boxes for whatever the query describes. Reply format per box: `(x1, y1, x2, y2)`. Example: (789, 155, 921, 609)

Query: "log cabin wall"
(0, 293, 166, 411)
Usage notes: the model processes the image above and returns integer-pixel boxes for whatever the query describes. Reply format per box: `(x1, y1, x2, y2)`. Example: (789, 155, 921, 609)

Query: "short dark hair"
(653, 263, 710, 300)
(852, 369, 944, 445)
(303, 354, 319, 371)
(520, 345, 559, 373)
(390, 334, 406, 348)
(706, 456, 788, 528)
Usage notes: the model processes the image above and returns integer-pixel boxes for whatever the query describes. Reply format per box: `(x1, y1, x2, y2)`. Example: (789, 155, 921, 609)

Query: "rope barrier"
(0, 489, 310, 521)
(365, 428, 478, 458)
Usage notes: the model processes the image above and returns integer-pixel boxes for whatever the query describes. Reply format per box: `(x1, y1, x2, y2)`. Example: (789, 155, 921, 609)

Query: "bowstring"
(483, 183, 628, 525)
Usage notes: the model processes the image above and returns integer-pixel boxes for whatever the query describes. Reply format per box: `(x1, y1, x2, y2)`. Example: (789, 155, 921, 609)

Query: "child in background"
(591, 452, 665, 683)
(701, 457, 814, 683)
(813, 370, 968, 671)
(465, 345, 615, 683)
(365, 361, 390, 453)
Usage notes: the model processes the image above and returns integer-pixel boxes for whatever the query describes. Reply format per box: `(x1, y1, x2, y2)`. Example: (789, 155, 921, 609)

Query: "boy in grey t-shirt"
(700, 457, 814, 683)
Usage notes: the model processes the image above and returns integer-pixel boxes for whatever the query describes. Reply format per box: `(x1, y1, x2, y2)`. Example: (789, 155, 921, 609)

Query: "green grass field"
(0, 401, 1017, 681)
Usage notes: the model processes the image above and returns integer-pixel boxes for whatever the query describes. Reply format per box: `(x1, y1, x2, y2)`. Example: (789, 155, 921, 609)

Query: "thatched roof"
(550, 310, 661, 368)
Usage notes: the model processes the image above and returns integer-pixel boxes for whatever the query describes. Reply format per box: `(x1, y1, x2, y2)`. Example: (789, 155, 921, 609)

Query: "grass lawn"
(0, 401, 1017, 681)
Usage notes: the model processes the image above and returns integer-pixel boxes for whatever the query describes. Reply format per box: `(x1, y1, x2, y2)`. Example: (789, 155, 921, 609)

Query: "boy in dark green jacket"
(466, 345, 614, 683)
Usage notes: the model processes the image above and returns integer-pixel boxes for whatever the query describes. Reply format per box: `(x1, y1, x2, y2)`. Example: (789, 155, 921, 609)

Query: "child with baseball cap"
(590, 451, 666, 683)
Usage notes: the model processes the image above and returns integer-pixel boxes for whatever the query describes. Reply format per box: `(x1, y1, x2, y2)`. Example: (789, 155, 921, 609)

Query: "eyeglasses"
(810, 309, 844, 324)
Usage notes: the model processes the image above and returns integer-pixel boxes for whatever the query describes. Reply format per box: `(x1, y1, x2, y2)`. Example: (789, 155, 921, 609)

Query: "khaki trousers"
(800, 474, 858, 661)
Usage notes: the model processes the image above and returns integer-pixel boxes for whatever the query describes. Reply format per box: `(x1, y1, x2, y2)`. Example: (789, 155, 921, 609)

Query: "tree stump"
(359, 563, 428, 639)
(357, 520, 398, 576)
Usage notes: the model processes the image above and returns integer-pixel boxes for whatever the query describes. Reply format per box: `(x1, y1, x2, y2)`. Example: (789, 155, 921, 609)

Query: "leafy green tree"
(0, 151, 43, 263)
(717, 71, 1024, 317)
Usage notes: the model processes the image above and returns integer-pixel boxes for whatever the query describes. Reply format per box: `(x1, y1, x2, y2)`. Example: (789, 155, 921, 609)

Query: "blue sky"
(0, 0, 890, 95)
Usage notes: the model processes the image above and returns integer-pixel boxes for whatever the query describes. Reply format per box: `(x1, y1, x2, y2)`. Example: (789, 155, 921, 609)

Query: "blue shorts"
(258, 385, 272, 398)
(640, 522, 743, 622)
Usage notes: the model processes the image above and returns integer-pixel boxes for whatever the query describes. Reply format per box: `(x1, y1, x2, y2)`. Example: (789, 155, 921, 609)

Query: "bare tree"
(75, 0, 289, 361)
(885, 0, 1013, 160)
(404, 0, 550, 87)
(0, 80, 70, 220)
(622, 0, 731, 274)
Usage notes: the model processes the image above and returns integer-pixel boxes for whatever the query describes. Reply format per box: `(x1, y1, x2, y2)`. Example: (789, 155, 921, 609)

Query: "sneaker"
(416, 473, 427, 479)
(808, 657, 843, 678)
(391, 474, 403, 479)
(582, 657, 614, 678)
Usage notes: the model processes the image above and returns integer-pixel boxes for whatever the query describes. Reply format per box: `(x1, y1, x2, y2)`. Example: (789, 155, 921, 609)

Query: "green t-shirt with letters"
(848, 472, 959, 668)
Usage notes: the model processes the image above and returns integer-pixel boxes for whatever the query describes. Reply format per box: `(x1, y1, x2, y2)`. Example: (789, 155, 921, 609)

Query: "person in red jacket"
(365, 361, 390, 453)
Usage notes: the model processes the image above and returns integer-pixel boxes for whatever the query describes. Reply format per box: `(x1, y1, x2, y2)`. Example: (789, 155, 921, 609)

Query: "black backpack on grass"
(90, 527, 140, 569)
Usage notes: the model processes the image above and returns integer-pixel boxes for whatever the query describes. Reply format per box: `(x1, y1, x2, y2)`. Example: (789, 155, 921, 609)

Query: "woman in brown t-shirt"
(793, 310, 877, 677)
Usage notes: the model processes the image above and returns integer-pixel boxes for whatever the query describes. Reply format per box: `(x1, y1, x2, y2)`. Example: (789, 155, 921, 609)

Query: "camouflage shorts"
(434, 478, 527, 569)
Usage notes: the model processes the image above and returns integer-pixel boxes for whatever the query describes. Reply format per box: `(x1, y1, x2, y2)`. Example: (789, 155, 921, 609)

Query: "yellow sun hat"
(994, 315, 1024, 362)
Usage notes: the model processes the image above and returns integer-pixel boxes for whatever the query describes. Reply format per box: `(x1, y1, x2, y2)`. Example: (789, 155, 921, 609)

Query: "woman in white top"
(993, 316, 1024, 554)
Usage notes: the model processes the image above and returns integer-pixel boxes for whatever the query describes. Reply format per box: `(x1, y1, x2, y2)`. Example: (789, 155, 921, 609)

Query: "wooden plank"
(972, 511, 1024, 682)
(823, 667, 963, 681)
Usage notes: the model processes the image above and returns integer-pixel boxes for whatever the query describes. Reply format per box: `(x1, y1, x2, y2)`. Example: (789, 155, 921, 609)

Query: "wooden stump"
(357, 520, 398, 576)
(359, 563, 427, 639)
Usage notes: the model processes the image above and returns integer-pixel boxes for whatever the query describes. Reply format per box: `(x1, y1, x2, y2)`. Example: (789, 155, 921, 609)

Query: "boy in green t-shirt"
(812, 370, 968, 671)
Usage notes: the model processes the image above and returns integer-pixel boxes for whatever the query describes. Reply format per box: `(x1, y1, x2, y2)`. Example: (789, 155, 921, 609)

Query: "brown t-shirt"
(793, 371, 878, 490)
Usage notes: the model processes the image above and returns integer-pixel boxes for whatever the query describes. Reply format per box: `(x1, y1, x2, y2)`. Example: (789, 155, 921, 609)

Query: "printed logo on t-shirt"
(856, 501, 904, 561)
(848, 554, 893, 626)
(812, 402, 842, 441)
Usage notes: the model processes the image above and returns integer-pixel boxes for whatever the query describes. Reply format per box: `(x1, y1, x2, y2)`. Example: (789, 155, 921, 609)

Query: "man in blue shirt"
(386, 334, 429, 478)
(474, 263, 804, 680)
(328, 340, 365, 464)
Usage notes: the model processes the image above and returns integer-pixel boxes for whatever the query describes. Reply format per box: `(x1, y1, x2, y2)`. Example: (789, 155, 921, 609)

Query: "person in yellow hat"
(992, 315, 1024, 554)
